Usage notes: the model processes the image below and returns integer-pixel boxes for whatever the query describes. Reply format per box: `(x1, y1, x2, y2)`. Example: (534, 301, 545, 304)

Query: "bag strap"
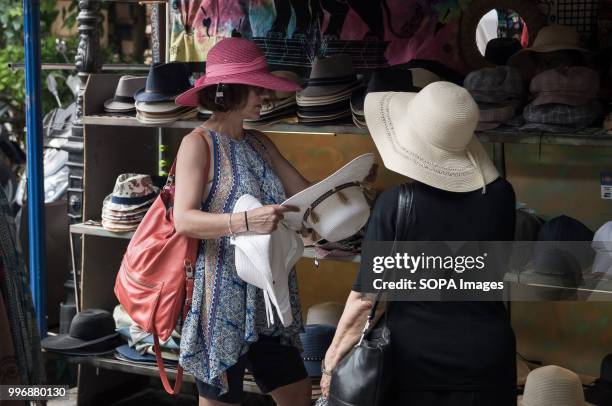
(358, 183, 413, 342)
(152, 261, 195, 395)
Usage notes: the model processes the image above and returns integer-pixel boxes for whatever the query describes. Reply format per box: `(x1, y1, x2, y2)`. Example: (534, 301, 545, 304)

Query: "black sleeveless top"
(353, 178, 517, 398)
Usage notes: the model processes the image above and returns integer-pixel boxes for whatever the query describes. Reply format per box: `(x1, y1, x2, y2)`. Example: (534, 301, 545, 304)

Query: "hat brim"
(102, 191, 158, 212)
(365, 91, 499, 193)
(299, 81, 362, 99)
(135, 101, 184, 114)
(532, 92, 590, 106)
(134, 87, 183, 103)
(518, 395, 594, 406)
(281, 153, 375, 230)
(350, 87, 366, 116)
(175, 71, 302, 107)
(104, 99, 136, 112)
(42, 332, 120, 351)
(476, 122, 502, 131)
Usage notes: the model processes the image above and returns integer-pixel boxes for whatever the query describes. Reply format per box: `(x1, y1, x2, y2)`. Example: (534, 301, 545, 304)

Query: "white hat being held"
(281, 153, 375, 243)
(364, 81, 499, 193)
(519, 365, 594, 406)
(231, 194, 304, 327)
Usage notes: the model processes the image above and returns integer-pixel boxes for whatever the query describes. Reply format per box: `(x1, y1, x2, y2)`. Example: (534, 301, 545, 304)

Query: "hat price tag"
(602, 172, 612, 200)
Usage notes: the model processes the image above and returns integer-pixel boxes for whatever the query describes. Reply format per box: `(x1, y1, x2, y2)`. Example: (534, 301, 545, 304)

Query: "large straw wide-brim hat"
(364, 82, 499, 193)
(281, 153, 375, 242)
(518, 365, 594, 406)
(175, 38, 301, 107)
(231, 194, 304, 327)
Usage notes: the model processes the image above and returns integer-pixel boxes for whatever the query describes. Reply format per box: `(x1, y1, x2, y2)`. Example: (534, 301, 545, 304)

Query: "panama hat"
(231, 194, 304, 327)
(175, 38, 301, 107)
(365, 82, 499, 193)
(519, 365, 594, 406)
(281, 153, 375, 242)
(104, 75, 147, 112)
(134, 62, 192, 103)
(102, 174, 159, 212)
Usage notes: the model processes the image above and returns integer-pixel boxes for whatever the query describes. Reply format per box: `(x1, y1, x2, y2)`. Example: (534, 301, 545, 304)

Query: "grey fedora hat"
(104, 76, 147, 112)
(299, 54, 360, 98)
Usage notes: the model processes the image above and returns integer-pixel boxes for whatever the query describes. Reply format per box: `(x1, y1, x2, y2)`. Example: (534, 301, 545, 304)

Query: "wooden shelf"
(70, 223, 135, 239)
(83, 114, 612, 146)
(70, 223, 361, 263)
(72, 354, 321, 397)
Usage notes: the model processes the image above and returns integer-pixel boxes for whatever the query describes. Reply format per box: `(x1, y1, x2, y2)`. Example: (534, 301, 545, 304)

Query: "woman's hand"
(320, 373, 331, 398)
(245, 205, 299, 234)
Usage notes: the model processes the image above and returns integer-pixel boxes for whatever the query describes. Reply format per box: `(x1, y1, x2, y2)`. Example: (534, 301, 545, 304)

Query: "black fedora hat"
(134, 62, 191, 103)
(585, 353, 612, 406)
(42, 309, 121, 355)
(350, 67, 419, 116)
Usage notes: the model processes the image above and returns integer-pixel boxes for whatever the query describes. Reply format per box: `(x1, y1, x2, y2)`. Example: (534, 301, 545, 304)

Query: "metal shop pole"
(23, 0, 47, 335)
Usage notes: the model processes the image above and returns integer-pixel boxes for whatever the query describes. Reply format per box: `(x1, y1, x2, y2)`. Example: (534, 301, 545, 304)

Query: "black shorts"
(195, 335, 308, 403)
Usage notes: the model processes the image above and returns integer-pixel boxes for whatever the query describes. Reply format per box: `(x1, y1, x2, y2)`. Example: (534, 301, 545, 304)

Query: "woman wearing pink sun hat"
(173, 38, 312, 405)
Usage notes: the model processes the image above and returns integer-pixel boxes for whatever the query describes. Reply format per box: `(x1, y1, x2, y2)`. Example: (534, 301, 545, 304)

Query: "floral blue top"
(179, 129, 303, 394)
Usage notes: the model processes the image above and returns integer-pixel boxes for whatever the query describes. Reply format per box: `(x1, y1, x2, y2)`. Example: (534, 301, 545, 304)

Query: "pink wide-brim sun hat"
(175, 38, 302, 107)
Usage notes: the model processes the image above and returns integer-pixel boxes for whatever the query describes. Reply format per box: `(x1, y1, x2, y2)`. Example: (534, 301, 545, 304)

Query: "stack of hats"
(521, 66, 602, 133)
(464, 66, 524, 131)
(41, 309, 123, 356)
(246, 70, 301, 125)
(134, 62, 196, 124)
(350, 67, 420, 129)
(101, 174, 159, 233)
(104, 76, 147, 114)
(299, 302, 344, 377)
(509, 25, 593, 81)
(297, 54, 362, 124)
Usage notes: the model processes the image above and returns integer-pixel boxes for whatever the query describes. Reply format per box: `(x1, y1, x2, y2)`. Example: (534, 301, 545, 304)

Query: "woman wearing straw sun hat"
(320, 82, 517, 405)
(172, 38, 313, 406)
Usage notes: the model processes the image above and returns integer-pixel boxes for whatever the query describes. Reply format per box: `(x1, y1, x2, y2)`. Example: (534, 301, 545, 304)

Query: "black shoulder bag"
(328, 182, 414, 406)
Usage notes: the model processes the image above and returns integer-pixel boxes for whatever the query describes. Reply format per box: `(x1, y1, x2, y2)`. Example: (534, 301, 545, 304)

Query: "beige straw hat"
(364, 81, 499, 193)
(519, 365, 594, 406)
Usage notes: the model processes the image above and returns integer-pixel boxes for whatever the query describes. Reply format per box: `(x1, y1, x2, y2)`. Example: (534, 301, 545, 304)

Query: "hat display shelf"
(63, 3, 612, 404)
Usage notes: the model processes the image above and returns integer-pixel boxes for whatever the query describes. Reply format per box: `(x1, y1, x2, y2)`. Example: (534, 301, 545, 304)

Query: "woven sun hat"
(518, 365, 594, 406)
(365, 81, 499, 193)
(306, 302, 344, 327)
(102, 173, 159, 212)
(231, 194, 304, 328)
(104, 76, 147, 112)
(281, 153, 375, 242)
(175, 38, 301, 107)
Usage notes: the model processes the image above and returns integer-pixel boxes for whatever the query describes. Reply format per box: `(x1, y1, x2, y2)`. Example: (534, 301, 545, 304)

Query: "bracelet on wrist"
(228, 212, 235, 237)
(244, 211, 249, 231)
(321, 360, 333, 376)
